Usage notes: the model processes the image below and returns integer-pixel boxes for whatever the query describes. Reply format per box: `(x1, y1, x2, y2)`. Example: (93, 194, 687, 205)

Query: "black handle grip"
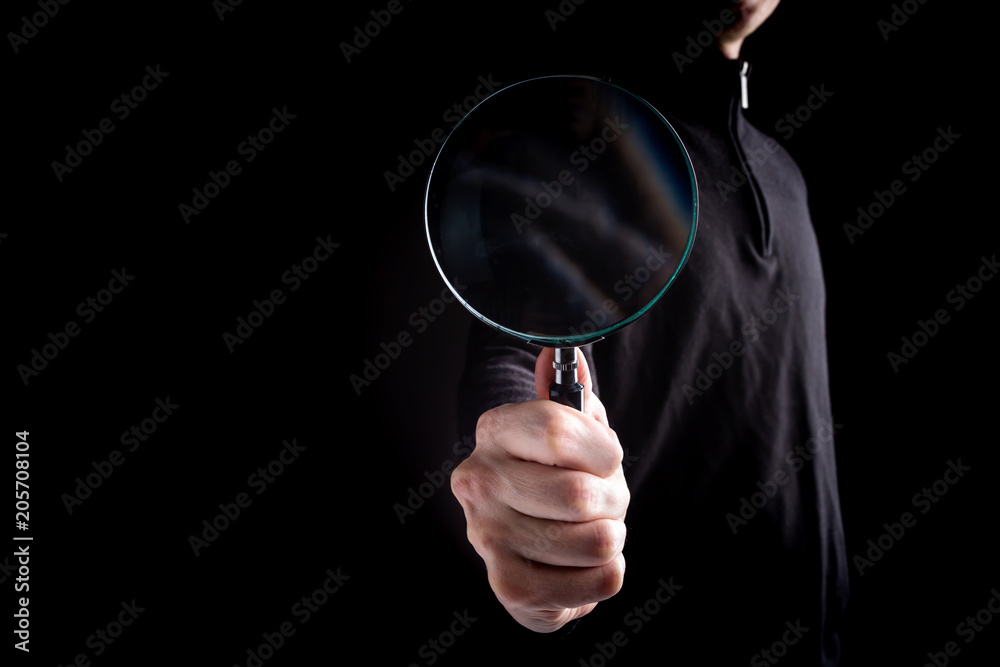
(549, 347, 585, 412)
(549, 380, 585, 412)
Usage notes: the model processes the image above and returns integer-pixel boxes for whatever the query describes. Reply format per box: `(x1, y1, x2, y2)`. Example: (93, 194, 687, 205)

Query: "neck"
(718, 38, 744, 60)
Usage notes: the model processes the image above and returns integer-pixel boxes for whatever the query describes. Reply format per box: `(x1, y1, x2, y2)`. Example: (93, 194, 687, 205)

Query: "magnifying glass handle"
(549, 347, 585, 412)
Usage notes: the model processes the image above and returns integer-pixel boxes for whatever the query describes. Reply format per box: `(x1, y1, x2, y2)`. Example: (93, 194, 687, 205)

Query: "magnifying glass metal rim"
(424, 73, 699, 347)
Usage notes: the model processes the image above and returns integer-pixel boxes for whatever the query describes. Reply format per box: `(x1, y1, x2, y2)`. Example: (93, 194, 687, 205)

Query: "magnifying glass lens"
(426, 76, 697, 349)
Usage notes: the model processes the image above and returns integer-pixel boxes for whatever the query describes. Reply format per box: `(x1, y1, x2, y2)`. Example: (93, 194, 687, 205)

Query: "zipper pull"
(740, 60, 750, 110)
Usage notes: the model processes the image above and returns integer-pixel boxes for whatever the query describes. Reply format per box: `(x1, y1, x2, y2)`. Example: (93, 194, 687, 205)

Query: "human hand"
(450, 348, 629, 632)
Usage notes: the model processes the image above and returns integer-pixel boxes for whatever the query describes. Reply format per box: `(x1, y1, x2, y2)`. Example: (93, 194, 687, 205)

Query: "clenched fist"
(451, 348, 629, 633)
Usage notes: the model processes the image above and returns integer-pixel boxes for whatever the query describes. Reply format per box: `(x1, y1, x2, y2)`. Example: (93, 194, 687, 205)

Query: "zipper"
(740, 60, 749, 110)
(729, 59, 772, 256)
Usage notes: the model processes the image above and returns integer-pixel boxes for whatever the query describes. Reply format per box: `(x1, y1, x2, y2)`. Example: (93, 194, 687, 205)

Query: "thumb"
(534, 348, 608, 423)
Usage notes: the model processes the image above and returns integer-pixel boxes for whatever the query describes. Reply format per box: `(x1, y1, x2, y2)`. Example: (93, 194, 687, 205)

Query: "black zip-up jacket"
(456, 48, 849, 666)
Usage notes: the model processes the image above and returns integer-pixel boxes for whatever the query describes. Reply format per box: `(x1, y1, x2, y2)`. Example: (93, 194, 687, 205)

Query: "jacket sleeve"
(456, 322, 601, 442)
(456, 322, 538, 439)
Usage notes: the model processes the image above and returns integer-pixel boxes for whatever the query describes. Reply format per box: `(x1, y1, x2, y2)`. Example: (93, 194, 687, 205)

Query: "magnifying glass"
(425, 75, 698, 412)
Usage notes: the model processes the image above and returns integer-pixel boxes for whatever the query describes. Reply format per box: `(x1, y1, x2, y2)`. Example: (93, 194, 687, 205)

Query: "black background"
(5, 0, 995, 665)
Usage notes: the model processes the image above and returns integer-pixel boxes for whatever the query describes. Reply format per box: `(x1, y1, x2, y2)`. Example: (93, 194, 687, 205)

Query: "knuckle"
(469, 520, 505, 557)
(450, 458, 490, 504)
(609, 429, 624, 466)
(596, 553, 626, 600)
(565, 474, 596, 519)
(617, 479, 631, 515)
(449, 462, 475, 501)
(542, 408, 576, 458)
(589, 520, 624, 564)
(475, 407, 501, 444)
